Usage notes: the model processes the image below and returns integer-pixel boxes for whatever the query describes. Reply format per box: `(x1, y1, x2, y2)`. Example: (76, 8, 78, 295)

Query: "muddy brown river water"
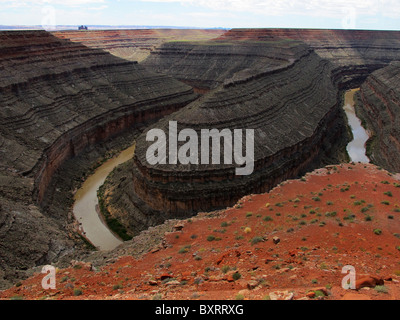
(73, 144, 136, 251)
(72, 89, 370, 251)
(343, 89, 370, 163)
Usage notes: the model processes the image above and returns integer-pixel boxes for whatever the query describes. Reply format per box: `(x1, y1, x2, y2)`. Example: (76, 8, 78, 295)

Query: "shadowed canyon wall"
(3, 28, 400, 288)
(0, 30, 198, 287)
(106, 29, 400, 234)
(355, 62, 400, 172)
(106, 40, 350, 233)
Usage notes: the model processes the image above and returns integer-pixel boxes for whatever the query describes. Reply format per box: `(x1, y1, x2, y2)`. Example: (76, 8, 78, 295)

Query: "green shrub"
(374, 229, 382, 235)
(232, 272, 241, 281)
(113, 284, 122, 290)
(365, 215, 373, 222)
(73, 289, 83, 296)
(251, 236, 264, 245)
(374, 285, 388, 293)
(207, 235, 216, 242)
(221, 266, 230, 274)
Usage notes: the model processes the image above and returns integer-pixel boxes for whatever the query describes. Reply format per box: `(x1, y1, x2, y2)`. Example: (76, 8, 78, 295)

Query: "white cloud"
(138, 0, 400, 18)
(0, 0, 106, 8)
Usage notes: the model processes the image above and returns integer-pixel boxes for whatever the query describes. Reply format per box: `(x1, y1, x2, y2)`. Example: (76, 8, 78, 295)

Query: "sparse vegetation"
(374, 285, 388, 294)
(232, 272, 241, 281)
(251, 236, 264, 245)
(207, 235, 216, 242)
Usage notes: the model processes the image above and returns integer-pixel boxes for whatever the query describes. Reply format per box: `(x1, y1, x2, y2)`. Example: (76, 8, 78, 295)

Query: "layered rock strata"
(0, 30, 197, 287)
(143, 29, 400, 91)
(53, 29, 225, 62)
(114, 40, 349, 225)
(354, 62, 400, 172)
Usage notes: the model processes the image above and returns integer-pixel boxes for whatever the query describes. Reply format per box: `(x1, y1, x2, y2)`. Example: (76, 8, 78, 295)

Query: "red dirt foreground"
(2, 163, 400, 300)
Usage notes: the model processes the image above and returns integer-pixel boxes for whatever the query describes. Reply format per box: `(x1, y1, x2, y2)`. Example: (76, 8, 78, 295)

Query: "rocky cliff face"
(53, 29, 225, 62)
(354, 62, 400, 172)
(0, 30, 198, 288)
(143, 29, 400, 91)
(109, 40, 349, 227)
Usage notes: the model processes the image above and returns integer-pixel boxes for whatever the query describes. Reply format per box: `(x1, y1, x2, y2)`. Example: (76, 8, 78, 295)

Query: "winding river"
(72, 89, 370, 251)
(343, 89, 370, 163)
(73, 144, 136, 251)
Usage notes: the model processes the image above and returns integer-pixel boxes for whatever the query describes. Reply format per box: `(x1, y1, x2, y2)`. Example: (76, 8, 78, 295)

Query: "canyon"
(2, 28, 400, 296)
(0, 30, 197, 288)
(52, 29, 226, 62)
(104, 29, 400, 237)
(355, 62, 400, 172)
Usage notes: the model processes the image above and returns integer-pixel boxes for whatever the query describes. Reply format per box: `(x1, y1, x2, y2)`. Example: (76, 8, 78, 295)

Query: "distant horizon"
(1, 1, 400, 31)
(2, 25, 400, 32)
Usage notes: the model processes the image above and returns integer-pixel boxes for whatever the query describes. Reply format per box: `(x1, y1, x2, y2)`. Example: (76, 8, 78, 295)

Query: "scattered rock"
(159, 274, 173, 281)
(247, 280, 259, 290)
(173, 222, 185, 231)
(272, 236, 280, 245)
(356, 275, 384, 290)
(269, 290, 294, 300)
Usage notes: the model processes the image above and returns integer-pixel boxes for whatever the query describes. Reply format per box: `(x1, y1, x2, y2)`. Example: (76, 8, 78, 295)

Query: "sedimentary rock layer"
(144, 29, 400, 90)
(53, 29, 225, 62)
(142, 39, 304, 91)
(0, 30, 197, 287)
(354, 62, 400, 172)
(127, 40, 348, 219)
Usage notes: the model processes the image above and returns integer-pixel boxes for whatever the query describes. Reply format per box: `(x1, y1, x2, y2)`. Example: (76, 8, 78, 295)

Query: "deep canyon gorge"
(2, 28, 400, 292)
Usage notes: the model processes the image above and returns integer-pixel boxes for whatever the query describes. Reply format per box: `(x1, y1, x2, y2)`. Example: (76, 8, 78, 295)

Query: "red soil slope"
(2, 163, 400, 300)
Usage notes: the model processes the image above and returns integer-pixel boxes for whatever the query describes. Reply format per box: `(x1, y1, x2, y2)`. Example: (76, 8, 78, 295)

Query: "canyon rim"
(1, 3, 400, 304)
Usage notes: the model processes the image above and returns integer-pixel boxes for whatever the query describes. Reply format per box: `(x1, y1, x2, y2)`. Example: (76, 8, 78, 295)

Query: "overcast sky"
(1, 0, 400, 30)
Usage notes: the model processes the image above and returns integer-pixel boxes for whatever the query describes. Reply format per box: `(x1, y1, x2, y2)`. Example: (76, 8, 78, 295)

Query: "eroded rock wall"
(126, 41, 349, 220)
(355, 62, 400, 172)
(0, 30, 198, 287)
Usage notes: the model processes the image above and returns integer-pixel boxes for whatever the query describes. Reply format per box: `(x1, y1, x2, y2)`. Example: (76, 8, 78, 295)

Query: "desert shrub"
(251, 236, 264, 245)
(374, 285, 388, 293)
(263, 216, 273, 222)
(207, 235, 216, 241)
(73, 289, 83, 296)
(232, 272, 241, 281)
(221, 266, 230, 274)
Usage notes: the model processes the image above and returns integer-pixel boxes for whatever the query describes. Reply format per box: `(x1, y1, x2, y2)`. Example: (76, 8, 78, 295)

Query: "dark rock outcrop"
(110, 40, 349, 226)
(217, 29, 400, 88)
(0, 30, 197, 287)
(354, 62, 400, 172)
